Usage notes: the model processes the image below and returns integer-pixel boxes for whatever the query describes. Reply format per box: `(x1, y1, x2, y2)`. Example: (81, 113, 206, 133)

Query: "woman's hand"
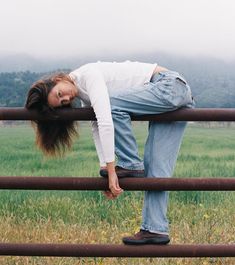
(102, 161, 123, 199)
(103, 190, 118, 200)
(101, 166, 115, 199)
(108, 171, 123, 197)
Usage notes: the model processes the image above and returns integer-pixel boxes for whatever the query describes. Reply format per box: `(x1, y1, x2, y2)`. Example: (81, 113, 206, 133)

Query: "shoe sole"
(122, 237, 170, 245)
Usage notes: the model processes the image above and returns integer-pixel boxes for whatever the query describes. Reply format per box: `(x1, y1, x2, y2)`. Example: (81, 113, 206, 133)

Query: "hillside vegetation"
(0, 53, 235, 108)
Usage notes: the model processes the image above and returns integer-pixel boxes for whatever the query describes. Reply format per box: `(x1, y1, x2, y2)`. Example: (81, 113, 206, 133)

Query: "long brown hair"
(25, 72, 78, 157)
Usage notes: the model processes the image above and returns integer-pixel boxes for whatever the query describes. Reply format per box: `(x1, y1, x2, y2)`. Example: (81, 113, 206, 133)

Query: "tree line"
(0, 70, 235, 108)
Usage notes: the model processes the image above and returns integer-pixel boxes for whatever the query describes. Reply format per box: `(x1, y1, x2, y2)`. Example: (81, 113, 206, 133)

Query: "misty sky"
(1, 0, 235, 61)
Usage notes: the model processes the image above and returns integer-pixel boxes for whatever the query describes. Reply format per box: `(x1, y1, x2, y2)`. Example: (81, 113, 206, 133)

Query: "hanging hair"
(25, 73, 78, 157)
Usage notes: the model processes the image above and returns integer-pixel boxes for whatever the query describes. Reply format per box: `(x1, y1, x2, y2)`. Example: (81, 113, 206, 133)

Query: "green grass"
(0, 122, 235, 264)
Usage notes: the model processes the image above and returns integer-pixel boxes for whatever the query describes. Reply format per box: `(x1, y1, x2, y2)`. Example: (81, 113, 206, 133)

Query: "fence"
(0, 107, 235, 258)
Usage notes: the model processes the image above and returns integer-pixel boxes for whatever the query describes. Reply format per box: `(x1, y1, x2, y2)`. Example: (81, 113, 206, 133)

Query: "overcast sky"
(1, 0, 235, 62)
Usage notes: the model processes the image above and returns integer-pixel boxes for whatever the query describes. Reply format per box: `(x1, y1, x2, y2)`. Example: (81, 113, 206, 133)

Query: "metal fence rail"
(0, 107, 235, 258)
(0, 107, 235, 121)
(0, 176, 235, 191)
(0, 243, 235, 257)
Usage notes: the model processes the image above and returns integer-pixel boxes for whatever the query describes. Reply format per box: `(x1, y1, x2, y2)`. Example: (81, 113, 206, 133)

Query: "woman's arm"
(91, 122, 123, 196)
(81, 67, 123, 197)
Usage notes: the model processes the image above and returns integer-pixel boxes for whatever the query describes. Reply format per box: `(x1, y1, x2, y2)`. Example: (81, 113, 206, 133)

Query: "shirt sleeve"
(80, 67, 115, 164)
(90, 121, 106, 167)
(80, 100, 106, 166)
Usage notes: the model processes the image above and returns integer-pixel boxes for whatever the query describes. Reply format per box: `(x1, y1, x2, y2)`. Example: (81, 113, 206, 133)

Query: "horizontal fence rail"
(0, 177, 235, 190)
(0, 243, 235, 257)
(1, 107, 235, 121)
(1, 107, 235, 259)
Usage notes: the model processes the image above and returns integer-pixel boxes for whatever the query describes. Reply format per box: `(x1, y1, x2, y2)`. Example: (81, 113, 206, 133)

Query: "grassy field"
(0, 122, 235, 264)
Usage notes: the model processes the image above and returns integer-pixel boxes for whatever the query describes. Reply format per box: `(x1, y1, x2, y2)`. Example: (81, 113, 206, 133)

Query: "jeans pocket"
(171, 77, 193, 107)
(150, 75, 193, 108)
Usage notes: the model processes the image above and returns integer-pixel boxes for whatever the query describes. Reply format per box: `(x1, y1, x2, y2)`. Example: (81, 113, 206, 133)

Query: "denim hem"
(140, 224, 169, 235)
(116, 162, 144, 170)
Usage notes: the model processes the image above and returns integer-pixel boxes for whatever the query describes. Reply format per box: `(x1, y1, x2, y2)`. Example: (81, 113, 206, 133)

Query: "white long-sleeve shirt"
(69, 60, 157, 166)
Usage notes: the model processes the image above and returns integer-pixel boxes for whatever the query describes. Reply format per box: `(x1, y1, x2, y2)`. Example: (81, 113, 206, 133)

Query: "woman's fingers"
(109, 181, 123, 192)
(116, 182, 122, 190)
(103, 186, 123, 199)
(109, 186, 123, 196)
(107, 170, 124, 197)
(103, 190, 117, 200)
(102, 191, 112, 199)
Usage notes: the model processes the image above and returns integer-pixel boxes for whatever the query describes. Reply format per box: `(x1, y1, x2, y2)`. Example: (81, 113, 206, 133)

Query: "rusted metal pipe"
(0, 177, 235, 190)
(1, 107, 235, 121)
(0, 243, 234, 257)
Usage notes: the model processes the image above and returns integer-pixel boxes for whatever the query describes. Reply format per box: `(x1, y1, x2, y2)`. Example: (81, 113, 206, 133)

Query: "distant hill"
(0, 51, 235, 108)
(0, 53, 44, 72)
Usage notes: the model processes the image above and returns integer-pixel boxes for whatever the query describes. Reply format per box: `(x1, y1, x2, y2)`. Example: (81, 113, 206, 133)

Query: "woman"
(25, 60, 195, 245)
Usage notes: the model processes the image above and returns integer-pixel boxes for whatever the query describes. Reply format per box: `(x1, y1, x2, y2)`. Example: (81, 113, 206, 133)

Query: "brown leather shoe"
(99, 166, 144, 178)
(122, 229, 170, 245)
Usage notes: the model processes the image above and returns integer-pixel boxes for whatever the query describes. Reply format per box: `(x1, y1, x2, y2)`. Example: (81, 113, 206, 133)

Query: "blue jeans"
(109, 70, 195, 234)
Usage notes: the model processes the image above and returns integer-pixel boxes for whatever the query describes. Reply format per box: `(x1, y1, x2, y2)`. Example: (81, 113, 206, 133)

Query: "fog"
(0, 0, 235, 62)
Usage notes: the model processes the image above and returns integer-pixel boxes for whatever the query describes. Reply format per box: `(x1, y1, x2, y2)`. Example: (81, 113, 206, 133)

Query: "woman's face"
(47, 80, 78, 108)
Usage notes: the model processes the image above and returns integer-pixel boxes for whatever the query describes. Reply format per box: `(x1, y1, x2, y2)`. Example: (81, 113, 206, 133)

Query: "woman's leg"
(111, 109, 144, 170)
(110, 71, 195, 237)
(141, 120, 187, 234)
(110, 70, 194, 171)
(110, 72, 180, 170)
(111, 93, 168, 170)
